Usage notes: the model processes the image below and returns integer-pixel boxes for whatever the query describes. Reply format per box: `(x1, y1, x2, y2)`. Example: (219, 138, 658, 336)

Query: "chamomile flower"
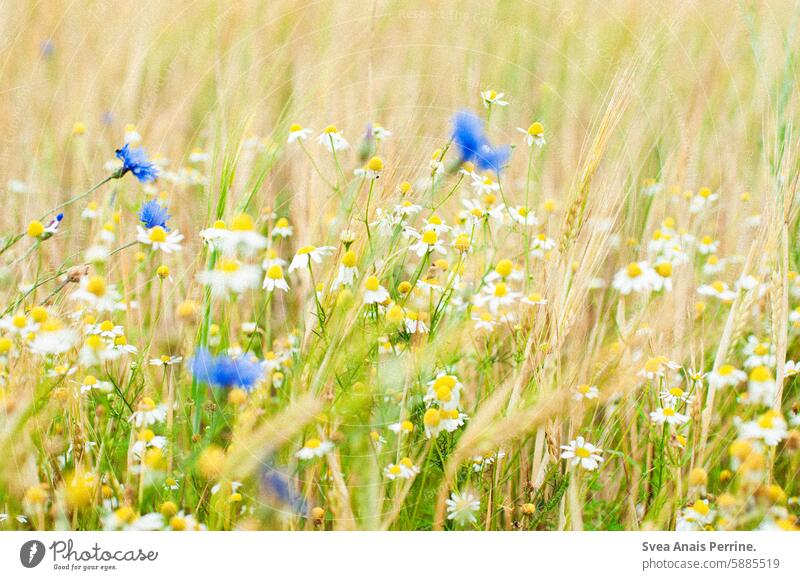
(676, 499, 714, 531)
(743, 336, 775, 369)
(79, 375, 113, 393)
(103, 507, 164, 531)
(295, 438, 333, 460)
(130, 397, 167, 427)
(708, 364, 747, 389)
(659, 386, 694, 406)
(363, 276, 390, 305)
(317, 125, 349, 151)
(529, 233, 556, 258)
(472, 281, 521, 313)
(613, 262, 656, 295)
(263, 264, 290, 292)
(331, 250, 359, 289)
(573, 384, 599, 401)
(651, 261, 674, 292)
(517, 122, 545, 147)
(197, 258, 261, 297)
(288, 245, 335, 273)
(388, 420, 415, 435)
(287, 123, 312, 143)
(408, 228, 447, 256)
(384, 457, 420, 480)
(28, 319, 78, 356)
(471, 310, 496, 331)
(131, 428, 167, 459)
(508, 205, 539, 226)
(404, 311, 429, 334)
(149, 355, 183, 367)
(697, 280, 736, 302)
(70, 275, 127, 313)
(746, 366, 776, 406)
(738, 410, 788, 446)
(522, 292, 547, 306)
(445, 490, 480, 526)
(650, 406, 690, 426)
(560, 437, 604, 470)
(696, 235, 719, 255)
(481, 89, 508, 107)
(137, 225, 183, 253)
(223, 213, 268, 254)
(688, 187, 718, 213)
(272, 217, 293, 238)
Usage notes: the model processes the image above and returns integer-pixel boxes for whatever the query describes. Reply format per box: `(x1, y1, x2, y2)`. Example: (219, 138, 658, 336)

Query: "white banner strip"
(1, 532, 797, 579)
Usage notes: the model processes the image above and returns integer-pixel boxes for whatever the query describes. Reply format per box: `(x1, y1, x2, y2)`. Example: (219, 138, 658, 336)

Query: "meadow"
(0, 0, 799, 531)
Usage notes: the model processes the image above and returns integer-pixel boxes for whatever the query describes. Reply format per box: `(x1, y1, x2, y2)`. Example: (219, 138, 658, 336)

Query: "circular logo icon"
(20, 540, 46, 568)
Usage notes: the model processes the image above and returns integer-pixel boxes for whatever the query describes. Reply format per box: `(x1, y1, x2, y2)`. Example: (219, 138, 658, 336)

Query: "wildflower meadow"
(0, 0, 799, 534)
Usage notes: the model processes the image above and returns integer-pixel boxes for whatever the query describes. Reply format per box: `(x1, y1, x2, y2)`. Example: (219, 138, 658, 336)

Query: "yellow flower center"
(575, 447, 591, 458)
(663, 407, 676, 417)
(749, 366, 772, 382)
(423, 408, 441, 427)
(305, 438, 321, 449)
(494, 282, 508, 297)
(231, 213, 255, 231)
(421, 230, 437, 245)
(495, 259, 513, 278)
(655, 262, 672, 277)
(217, 258, 240, 273)
(289, 123, 303, 132)
(626, 263, 642, 278)
(669, 387, 684, 398)
(367, 156, 383, 172)
(342, 250, 357, 268)
(718, 364, 735, 376)
(266, 264, 284, 280)
(528, 122, 544, 136)
(365, 276, 380, 292)
(148, 226, 168, 243)
(86, 276, 106, 297)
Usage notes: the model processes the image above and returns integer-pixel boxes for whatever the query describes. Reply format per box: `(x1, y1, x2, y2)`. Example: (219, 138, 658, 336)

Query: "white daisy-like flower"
(363, 276, 390, 305)
(746, 366, 776, 406)
(82, 201, 100, 219)
(517, 122, 545, 147)
(696, 235, 719, 255)
(508, 205, 539, 226)
(649, 406, 690, 426)
(317, 125, 349, 151)
(738, 410, 788, 446)
(472, 281, 521, 313)
(688, 187, 719, 213)
(676, 499, 714, 531)
(481, 89, 508, 108)
(612, 262, 656, 295)
(70, 275, 127, 313)
(295, 438, 333, 460)
(197, 258, 262, 297)
(131, 429, 167, 459)
(743, 336, 775, 369)
(529, 233, 556, 258)
(560, 436, 604, 470)
(697, 280, 736, 302)
(404, 311, 429, 335)
(129, 397, 168, 427)
(472, 310, 496, 332)
(287, 123, 312, 143)
(388, 420, 415, 435)
(272, 217, 293, 238)
(28, 320, 79, 356)
(384, 457, 420, 480)
(222, 214, 268, 255)
(708, 364, 747, 389)
(573, 384, 599, 401)
(188, 148, 211, 164)
(288, 245, 335, 273)
(149, 355, 183, 367)
(407, 228, 447, 257)
(103, 507, 164, 531)
(262, 263, 290, 292)
(522, 292, 548, 306)
(445, 490, 480, 526)
(659, 386, 694, 406)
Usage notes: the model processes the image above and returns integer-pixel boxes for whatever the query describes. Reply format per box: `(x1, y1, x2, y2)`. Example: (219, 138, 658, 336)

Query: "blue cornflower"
(452, 110, 487, 164)
(475, 144, 511, 174)
(115, 143, 159, 183)
(139, 200, 170, 230)
(451, 110, 511, 174)
(191, 348, 264, 390)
